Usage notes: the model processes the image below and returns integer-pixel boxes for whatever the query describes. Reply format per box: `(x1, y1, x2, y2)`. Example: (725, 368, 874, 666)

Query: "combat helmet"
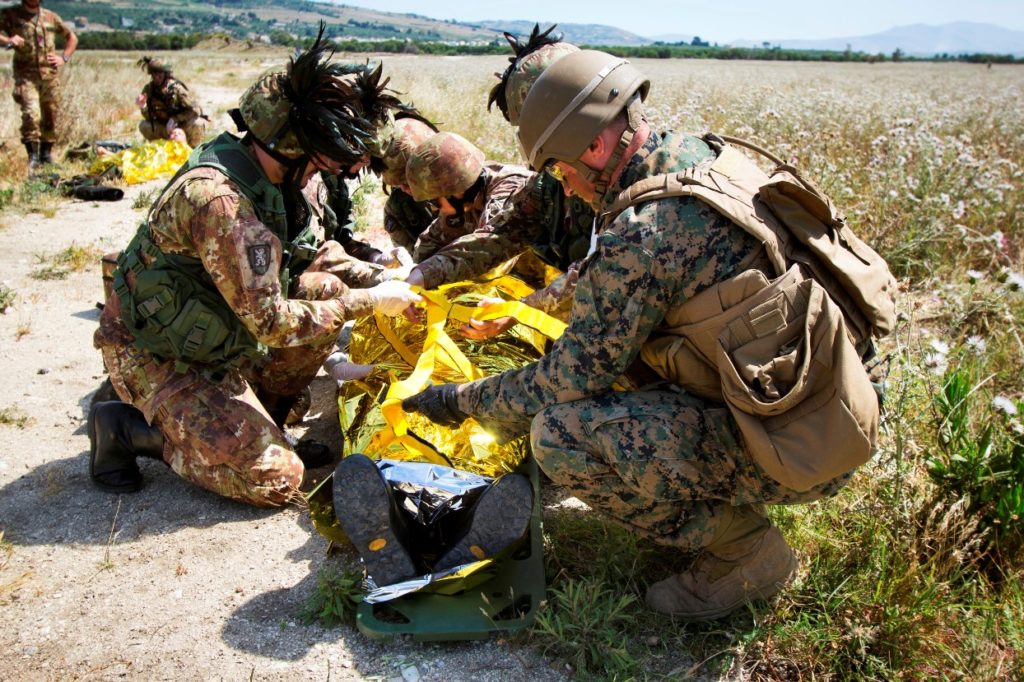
(488, 24, 579, 126)
(233, 24, 401, 169)
(377, 117, 437, 187)
(405, 132, 485, 202)
(137, 56, 172, 75)
(517, 49, 649, 196)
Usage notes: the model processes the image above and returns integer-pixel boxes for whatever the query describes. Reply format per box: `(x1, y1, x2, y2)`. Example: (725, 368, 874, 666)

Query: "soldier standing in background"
(136, 56, 208, 148)
(0, 0, 76, 168)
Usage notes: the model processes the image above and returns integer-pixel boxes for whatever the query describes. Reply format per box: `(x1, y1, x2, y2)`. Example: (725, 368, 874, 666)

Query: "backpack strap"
(602, 143, 789, 278)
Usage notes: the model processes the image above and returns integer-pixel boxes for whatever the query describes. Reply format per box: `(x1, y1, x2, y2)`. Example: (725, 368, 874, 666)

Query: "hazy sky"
(340, 1, 1024, 42)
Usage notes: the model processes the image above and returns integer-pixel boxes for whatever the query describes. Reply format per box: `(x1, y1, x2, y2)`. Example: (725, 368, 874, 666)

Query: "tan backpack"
(606, 133, 897, 491)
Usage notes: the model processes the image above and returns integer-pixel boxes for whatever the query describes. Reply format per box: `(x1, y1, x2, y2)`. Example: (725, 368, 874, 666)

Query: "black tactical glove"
(401, 384, 468, 429)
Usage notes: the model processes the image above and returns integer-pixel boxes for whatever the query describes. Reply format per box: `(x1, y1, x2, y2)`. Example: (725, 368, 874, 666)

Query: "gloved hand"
(402, 384, 468, 428)
(371, 246, 413, 269)
(367, 280, 421, 317)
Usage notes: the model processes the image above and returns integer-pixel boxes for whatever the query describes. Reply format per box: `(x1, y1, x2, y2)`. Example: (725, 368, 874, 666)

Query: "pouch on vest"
(715, 276, 879, 491)
(124, 267, 260, 372)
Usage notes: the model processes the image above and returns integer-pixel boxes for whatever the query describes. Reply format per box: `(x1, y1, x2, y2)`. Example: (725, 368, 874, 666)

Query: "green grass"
(31, 243, 104, 281)
(0, 283, 14, 312)
(300, 565, 365, 627)
(0, 407, 32, 429)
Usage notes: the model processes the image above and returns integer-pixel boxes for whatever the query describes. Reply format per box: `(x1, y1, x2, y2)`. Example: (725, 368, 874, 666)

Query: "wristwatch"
(61, 54, 70, 63)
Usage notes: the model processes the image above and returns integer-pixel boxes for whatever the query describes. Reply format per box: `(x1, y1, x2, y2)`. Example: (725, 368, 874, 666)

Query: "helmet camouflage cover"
(488, 24, 579, 126)
(504, 42, 579, 125)
(238, 70, 306, 158)
(405, 131, 484, 202)
(378, 117, 436, 187)
(235, 25, 402, 163)
(138, 56, 172, 75)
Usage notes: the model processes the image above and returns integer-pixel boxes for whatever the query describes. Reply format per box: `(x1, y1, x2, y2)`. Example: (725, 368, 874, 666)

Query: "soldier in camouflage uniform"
(403, 131, 534, 270)
(404, 49, 860, 620)
(375, 116, 437, 253)
(90, 34, 420, 508)
(403, 26, 593, 337)
(315, 111, 436, 268)
(136, 57, 208, 148)
(0, 0, 77, 168)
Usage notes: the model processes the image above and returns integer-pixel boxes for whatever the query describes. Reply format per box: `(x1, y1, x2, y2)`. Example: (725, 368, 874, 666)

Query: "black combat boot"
(88, 401, 165, 493)
(23, 141, 39, 170)
(258, 387, 333, 468)
(433, 472, 533, 572)
(332, 454, 419, 587)
(38, 141, 53, 165)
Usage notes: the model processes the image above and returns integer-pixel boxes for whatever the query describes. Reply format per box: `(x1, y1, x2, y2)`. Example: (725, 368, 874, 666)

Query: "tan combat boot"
(645, 505, 797, 621)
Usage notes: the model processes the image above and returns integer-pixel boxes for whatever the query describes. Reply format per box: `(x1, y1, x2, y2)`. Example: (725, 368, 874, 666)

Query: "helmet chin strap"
(567, 94, 645, 201)
(247, 133, 309, 187)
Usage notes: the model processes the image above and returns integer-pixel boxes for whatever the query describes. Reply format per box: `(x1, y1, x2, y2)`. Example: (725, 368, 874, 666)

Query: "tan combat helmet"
(487, 24, 580, 126)
(379, 117, 437, 188)
(405, 132, 485, 202)
(516, 49, 649, 196)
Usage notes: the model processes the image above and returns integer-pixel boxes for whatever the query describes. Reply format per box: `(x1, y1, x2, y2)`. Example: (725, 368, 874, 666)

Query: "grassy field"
(2, 51, 1022, 679)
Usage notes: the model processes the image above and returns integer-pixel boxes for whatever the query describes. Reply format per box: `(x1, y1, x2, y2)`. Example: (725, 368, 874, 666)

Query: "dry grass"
(0, 49, 1021, 678)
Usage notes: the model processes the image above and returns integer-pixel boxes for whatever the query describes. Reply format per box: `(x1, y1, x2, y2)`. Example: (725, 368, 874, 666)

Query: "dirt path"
(0, 180, 567, 681)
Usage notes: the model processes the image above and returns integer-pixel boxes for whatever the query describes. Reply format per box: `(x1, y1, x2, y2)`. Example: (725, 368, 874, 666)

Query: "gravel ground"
(0, 180, 572, 682)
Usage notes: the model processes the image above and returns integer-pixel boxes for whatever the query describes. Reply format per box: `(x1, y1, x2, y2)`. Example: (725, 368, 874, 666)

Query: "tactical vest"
(527, 172, 594, 272)
(608, 133, 896, 492)
(113, 132, 320, 376)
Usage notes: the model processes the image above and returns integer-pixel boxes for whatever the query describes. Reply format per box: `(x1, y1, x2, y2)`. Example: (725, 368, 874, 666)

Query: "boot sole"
(434, 473, 533, 572)
(87, 403, 144, 494)
(332, 455, 418, 587)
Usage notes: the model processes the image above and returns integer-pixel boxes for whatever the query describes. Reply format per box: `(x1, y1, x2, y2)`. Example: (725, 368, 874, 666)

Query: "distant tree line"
(69, 28, 1023, 65)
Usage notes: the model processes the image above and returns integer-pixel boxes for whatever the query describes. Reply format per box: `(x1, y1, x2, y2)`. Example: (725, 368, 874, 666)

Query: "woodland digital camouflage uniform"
(139, 75, 207, 147)
(94, 168, 385, 507)
(0, 3, 72, 143)
(455, 131, 853, 548)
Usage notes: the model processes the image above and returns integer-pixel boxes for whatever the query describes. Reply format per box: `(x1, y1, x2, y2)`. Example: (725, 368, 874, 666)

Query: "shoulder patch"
(248, 243, 272, 276)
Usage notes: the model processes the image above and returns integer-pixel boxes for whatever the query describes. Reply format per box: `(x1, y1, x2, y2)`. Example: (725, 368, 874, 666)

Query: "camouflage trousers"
(139, 117, 208, 149)
(95, 270, 347, 507)
(12, 71, 60, 142)
(530, 387, 852, 551)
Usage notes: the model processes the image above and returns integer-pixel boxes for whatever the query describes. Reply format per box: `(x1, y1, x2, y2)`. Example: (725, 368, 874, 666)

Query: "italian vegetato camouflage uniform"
(383, 188, 435, 253)
(94, 165, 381, 507)
(139, 76, 207, 147)
(412, 161, 531, 264)
(455, 131, 852, 549)
(415, 170, 594, 319)
(0, 3, 72, 143)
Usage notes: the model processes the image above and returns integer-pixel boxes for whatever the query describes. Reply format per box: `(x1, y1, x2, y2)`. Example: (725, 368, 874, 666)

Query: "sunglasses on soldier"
(544, 161, 567, 183)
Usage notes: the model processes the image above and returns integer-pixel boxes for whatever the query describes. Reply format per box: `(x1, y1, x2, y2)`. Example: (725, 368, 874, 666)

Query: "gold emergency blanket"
(339, 276, 566, 477)
(89, 139, 191, 185)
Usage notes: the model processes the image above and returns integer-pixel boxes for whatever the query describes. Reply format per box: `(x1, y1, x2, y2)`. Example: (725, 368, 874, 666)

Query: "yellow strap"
(371, 284, 567, 462)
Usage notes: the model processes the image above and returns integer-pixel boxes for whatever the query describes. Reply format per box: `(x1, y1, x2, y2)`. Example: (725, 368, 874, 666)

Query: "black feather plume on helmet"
(487, 23, 562, 121)
(278, 23, 401, 165)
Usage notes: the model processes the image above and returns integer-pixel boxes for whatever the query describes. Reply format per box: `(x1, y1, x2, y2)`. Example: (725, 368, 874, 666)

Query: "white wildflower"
(924, 352, 948, 376)
(992, 396, 1018, 416)
(939, 192, 950, 205)
(1005, 270, 1024, 291)
(952, 200, 966, 219)
(888, 189, 899, 199)
(965, 335, 987, 354)
(929, 339, 950, 355)
(966, 270, 984, 283)
(1010, 419, 1024, 437)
